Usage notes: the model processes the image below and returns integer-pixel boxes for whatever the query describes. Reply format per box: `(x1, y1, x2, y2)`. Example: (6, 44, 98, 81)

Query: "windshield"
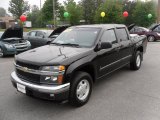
(52, 27, 100, 47)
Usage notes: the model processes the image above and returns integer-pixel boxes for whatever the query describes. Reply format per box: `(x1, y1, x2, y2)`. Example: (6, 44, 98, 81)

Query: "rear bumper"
(11, 71, 70, 101)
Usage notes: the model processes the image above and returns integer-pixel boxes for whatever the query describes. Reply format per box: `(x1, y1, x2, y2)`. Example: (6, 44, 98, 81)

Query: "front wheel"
(69, 71, 93, 107)
(148, 36, 155, 42)
(130, 51, 142, 70)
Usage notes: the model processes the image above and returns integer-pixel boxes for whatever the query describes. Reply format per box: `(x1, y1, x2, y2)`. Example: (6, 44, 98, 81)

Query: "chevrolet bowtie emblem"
(23, 67, 28, 71)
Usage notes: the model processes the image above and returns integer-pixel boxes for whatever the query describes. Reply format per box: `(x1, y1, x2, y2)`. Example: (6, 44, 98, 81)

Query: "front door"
(97, 29, 121, 78)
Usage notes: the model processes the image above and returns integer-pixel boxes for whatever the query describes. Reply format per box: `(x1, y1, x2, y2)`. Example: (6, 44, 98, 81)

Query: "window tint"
(101, 29, 117, 44)
(29, 31, 36, 37)
(116, 28, 128, 40)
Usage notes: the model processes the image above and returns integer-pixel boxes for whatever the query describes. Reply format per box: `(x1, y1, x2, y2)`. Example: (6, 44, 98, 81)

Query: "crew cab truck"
(11, 24, 147, 107)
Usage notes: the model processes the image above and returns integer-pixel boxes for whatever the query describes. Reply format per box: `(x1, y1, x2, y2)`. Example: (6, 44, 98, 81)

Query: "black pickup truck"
(11, 24, 147, 107)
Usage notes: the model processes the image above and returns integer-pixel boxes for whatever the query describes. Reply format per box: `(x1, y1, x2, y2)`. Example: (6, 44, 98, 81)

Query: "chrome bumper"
(11, 71, 70, 94)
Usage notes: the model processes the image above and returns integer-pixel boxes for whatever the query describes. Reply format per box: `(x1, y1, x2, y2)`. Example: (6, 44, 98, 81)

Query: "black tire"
(0, 47, 4, 57)
(130, 51, 142, 70)
(148, 36, 155, 42)
(69, 71, 93, 107)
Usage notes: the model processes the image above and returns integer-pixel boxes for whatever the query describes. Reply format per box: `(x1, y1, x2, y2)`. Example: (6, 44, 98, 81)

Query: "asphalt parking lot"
(1, 42, 160, 120)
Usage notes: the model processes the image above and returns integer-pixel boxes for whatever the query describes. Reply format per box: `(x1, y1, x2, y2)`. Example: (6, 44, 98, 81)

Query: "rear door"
(115, 27, 133, 65)
(97, 29, 122, 78)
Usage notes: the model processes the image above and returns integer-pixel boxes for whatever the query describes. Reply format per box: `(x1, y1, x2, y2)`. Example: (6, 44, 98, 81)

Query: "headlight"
(157, 33, 160, 36)
(27, 41, 31, 46)
(4, 44, 14, 48)
(40, 66, 65, 85)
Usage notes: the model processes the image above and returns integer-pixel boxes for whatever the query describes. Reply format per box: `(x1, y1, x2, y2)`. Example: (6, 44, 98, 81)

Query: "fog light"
(45, 76, 57, 81)
(51, 76, 57, 81)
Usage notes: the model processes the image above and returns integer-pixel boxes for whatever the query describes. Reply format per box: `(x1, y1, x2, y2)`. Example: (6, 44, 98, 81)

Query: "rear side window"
(101, 29, 117, 44)
(116, 28, 129, 41)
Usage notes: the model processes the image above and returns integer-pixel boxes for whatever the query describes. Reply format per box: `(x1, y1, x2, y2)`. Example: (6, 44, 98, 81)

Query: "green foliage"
(64, 0, 83, 25)
(8, 0, 30, 19)
(123, 1, 137, 25)
(0, 7, 6, 17)
(94, 0, 124, 24)
(42, 0, 65, 23)
(19, 0, 157, 28)
(132, 1, 156, 27)
(81, 0, 103, 24)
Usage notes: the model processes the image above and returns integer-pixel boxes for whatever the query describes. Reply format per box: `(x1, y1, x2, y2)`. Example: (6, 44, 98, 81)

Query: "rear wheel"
(148, 36, 155, 42)
(69, 71, 93, 107)
(0, 47, 4, 57)
(130, 51, 142, 70)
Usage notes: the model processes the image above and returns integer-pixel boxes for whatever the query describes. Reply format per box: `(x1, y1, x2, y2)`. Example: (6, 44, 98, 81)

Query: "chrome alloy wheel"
(136, 54, 141, 67)
(148, 36, 155, 42)
(76, 79, 90, 101)
(0, 48, 3, 57)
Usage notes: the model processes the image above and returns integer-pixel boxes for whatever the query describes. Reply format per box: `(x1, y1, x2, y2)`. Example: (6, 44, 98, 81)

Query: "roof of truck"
(73, 24, 126, 29)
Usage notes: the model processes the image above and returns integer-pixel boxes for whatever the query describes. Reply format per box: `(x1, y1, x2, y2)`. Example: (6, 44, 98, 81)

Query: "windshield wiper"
(61, 43, 80, 47)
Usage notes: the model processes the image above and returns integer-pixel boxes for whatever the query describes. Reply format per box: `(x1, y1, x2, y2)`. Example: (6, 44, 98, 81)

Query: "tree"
(123, 0, 137, 26)
(27, 5, 43, 28)
(31, 5, 39, 12)
(132, 1, 156, 27)
(0, 7, 6, 17)
(94, 0, 124, 24)
(8, 0, 30, 19)
(81, 0, 103, 24)
(64, 0, 83, 25)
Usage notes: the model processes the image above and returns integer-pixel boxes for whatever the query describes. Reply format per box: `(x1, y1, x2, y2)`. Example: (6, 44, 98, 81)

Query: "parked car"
(129, 24, 160, 42)
(25, 26, 69, 48)
(130, 26, 149, 35)
(147, 24, 160, 41)
(11, 24, 147, 107)
(0, 26, 31, 57)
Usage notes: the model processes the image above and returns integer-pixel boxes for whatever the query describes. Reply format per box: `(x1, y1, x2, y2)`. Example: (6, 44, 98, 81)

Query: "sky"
(0, 0, 80, 14)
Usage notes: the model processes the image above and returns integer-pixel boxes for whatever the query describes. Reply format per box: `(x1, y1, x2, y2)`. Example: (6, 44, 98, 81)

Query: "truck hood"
(1, 26, 23, 39)
(16, 45, 92, 65)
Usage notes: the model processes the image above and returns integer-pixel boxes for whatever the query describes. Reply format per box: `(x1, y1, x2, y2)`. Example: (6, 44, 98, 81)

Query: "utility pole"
(158, 0, 160, 23)
(40, 0, 41, 9)
(53, 0, 56, 28)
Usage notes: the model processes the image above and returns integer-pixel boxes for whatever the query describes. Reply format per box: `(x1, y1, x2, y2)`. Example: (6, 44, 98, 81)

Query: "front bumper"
(11, 71, 70, 101)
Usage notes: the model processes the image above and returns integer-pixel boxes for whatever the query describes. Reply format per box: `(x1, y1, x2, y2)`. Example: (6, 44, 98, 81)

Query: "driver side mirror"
(101, 42, 112, 49)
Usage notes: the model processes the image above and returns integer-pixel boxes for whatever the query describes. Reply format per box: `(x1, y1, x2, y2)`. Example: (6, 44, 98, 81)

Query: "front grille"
(16, 61, 40, 70)
(16, 69, 40, 84)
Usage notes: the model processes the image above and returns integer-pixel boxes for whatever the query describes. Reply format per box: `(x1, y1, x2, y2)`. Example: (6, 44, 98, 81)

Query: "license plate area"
(17, 83, 26, 94)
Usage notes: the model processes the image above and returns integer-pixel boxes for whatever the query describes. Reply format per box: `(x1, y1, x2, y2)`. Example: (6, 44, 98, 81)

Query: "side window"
(29, 31, 36, 37)
(153, 26, 160, 32)
(101, 29, 117, 44)
(116, 28, 129, 41)
(36, 31, 44, 37)
(130, 28, 135, 33)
